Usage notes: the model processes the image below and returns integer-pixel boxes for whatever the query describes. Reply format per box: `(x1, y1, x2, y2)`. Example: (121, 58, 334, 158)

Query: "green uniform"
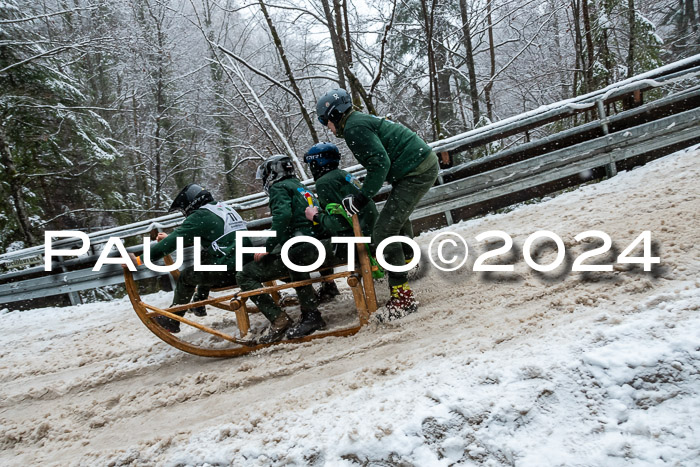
(264, 178, 319, 251)
(236, 178, 320, 323)
(141, 202, 252, 306)
(315, 169, 378, 238)
(337, 111, 439, 287)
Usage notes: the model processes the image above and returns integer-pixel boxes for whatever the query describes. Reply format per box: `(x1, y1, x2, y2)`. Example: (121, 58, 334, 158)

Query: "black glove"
(341, 193, 369, 216)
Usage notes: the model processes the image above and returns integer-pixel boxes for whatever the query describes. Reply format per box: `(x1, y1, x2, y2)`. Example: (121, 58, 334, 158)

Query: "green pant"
(373, 152, 439, 287)
(236, 243, 326, 323)
(171, 266, 238, 306)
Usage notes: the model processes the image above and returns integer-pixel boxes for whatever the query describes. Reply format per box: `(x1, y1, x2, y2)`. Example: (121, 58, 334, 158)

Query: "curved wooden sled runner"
(123, 216, 378, 357)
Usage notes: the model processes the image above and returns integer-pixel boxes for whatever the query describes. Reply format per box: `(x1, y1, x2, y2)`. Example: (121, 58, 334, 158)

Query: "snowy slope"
(1, 146, 699, 466)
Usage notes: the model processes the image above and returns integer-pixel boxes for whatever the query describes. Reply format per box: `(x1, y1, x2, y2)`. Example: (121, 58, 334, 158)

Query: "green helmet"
(256, 155, 295, 194)
(316, 88, 352, 127)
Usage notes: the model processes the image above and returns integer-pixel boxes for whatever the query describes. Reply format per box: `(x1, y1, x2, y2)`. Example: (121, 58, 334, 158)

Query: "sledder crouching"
(129, 184, 252, 333)
(236, 155, 332, 344)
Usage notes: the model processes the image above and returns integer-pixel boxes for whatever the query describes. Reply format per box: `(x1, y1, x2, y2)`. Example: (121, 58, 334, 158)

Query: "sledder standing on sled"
(130, 184, 252, 333)
(315, 89, 439, 318)
(235, 155, 326, 344)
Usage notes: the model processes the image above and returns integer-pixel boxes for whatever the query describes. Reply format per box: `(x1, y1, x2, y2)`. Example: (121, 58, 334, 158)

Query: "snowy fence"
(1, 55, 699, 307)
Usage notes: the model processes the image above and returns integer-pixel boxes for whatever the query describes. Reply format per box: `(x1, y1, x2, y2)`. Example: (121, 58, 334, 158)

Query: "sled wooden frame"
(123, 215, 378, 357)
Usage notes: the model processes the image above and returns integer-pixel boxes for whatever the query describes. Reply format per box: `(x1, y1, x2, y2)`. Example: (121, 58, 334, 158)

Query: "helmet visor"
(255, 164, 266, 180)
(317, 114, 328, 126)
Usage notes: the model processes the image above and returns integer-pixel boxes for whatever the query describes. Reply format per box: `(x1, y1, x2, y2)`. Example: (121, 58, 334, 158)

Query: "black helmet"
(303, 142, 341, 180)
(256, 155, 295, 194)
(316, 89, 352, 127)
(169, 184, 214, 216)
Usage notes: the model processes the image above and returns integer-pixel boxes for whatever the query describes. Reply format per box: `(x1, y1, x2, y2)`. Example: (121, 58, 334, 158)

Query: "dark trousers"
(171, 266, 237, 307)
(372, 153, 439, 287)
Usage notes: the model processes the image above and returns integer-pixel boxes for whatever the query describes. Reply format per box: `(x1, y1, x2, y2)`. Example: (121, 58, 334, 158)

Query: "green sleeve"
(344, 125, 390, 198)
(316, 211, 349, 237)
(316, 180, 337, 208)
(147, 216, 201, 261)
(265, 184, 292, 250)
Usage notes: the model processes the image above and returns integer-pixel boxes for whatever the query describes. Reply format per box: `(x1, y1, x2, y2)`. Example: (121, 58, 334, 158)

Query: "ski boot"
(286, 308, 327, 339)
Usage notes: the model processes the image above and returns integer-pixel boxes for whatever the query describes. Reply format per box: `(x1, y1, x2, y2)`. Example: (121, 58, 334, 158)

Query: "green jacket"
(145, 202, 252, 268)
(338, 111, 433, 198)
(315, 169, 378, 237)
(266, 177, 319, 251)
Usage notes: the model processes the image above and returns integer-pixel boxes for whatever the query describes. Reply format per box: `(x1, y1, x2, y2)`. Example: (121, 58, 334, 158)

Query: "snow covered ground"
(1, 146, 699, 466)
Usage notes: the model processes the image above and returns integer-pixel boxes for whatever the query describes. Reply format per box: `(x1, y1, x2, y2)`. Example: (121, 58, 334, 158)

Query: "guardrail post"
(58, 255, 82, 306)
(596, 99, 618, 178)
(436, 174, 454, 226)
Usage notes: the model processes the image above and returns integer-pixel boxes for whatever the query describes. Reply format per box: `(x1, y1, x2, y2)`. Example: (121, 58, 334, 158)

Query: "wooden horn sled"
(123, 215, 378, 357)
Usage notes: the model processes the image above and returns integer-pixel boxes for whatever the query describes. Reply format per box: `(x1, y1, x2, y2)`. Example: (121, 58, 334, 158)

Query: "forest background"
(1, 0, 698, 254)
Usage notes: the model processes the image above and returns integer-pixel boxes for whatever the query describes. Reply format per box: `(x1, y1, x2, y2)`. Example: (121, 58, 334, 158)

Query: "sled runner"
(123, 215, 378, 357)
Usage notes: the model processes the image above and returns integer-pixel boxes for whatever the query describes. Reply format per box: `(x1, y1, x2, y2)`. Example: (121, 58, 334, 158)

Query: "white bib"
(200, 203, 247, 254)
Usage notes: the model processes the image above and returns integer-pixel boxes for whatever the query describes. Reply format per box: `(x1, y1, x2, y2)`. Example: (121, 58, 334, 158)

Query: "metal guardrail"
(1, 56, 699, 306)
(413, 107, 700, 220)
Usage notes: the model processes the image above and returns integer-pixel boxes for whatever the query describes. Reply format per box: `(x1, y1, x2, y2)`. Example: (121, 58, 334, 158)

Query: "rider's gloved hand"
(341, 193, 369, 216)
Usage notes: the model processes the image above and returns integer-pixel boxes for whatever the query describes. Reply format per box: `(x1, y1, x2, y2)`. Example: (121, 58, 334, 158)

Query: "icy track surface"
(1, 147, 699, 466)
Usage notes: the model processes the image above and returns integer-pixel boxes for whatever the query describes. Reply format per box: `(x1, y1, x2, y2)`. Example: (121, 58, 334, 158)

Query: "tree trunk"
(322, 0, 375, 113)
(0, 125, 36, 245)
(420, 0, 440, 140)
(203, 4, 238, 199)
(459, 0, 480, 125)
(343, 66, 377, 114)
(332, 0, 356, 106)
(627, 0, 635, 78)
(257, 0, 319, 143)
(485, 0, 496, 122)
(581, 0, 596, 92)
(551, 0, 568, 98)
(153, 35, 165, 212)
(571, 0, 584, 97)
(369, 0, 397, 99)
(434, 17, 453, 136)
(320, 0, 347, 90)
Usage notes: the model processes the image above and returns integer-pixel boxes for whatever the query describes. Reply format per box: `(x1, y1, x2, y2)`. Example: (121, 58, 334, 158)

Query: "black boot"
(317, 281, 340, 303)
(286, 308, 326, 339)
(259, 312, 293, 345)
(190, 289, 208, 317)
(189, 305, 207, 317)
(153, 315, 181, 333)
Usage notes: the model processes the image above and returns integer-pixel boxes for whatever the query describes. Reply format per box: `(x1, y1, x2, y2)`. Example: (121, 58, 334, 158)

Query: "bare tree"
(257, 0, 319, 143)
(459, 0, 481, 125)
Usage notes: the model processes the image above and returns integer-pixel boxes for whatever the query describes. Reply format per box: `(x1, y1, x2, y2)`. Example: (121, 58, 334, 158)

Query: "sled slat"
(234, 271, 353, 299)
(141, 302, 239, 343)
